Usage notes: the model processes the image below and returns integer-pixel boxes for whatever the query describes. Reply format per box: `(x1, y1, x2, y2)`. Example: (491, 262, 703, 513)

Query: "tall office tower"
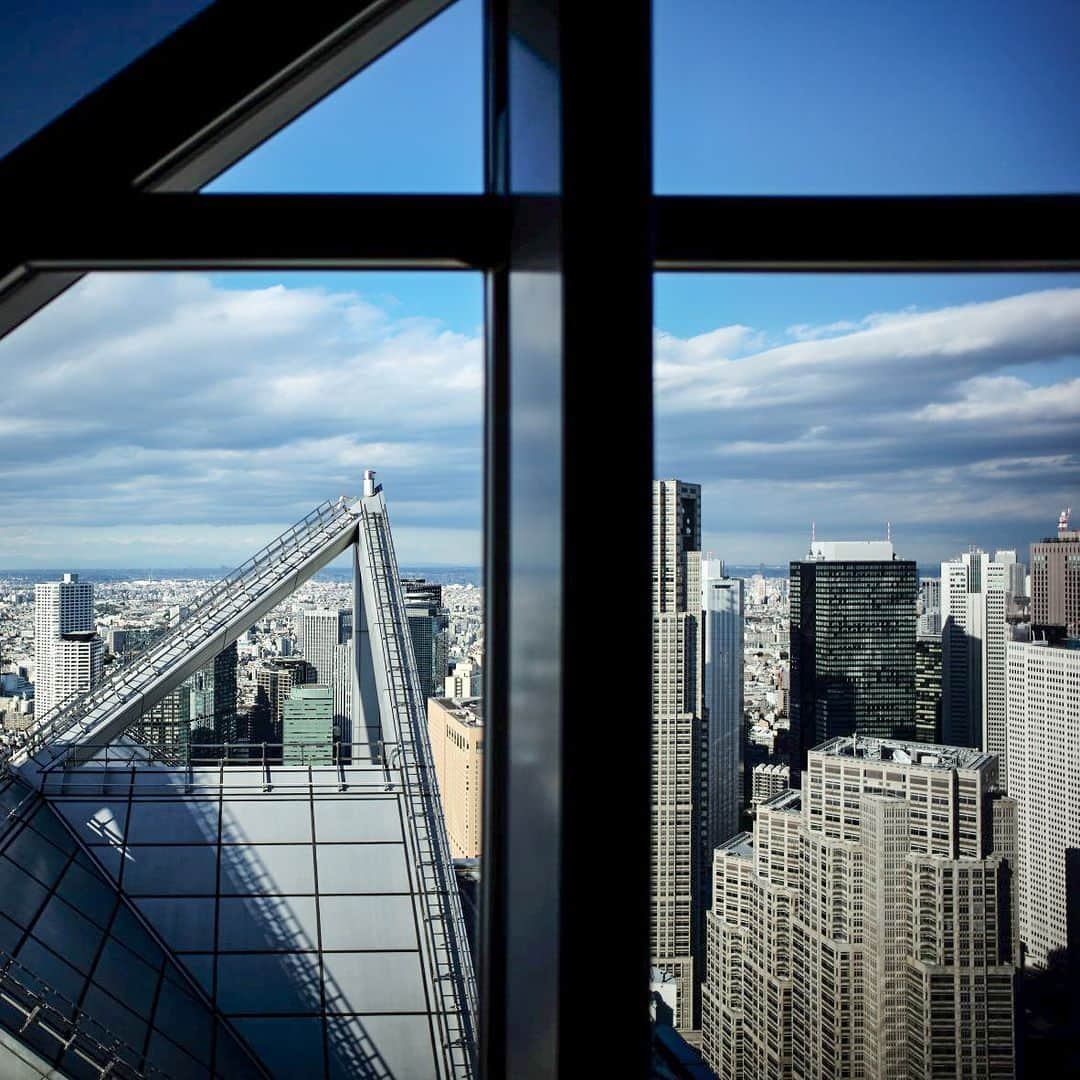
(33, 572, 101, 717)
(427, 696, 484, 859)
(941, 551, 1008, 775)
(133, 685, 192, 754)
(445, 659, 483, 699)
(331, 640, 354, 745)
(1030, 509, 1080, 635)
(750, 761, 789, 805)
(993, 550, 1027, 603)
(918, 577, 942, 636)
(915, 632, 943, 743)
(651, 478, 706, 1030)
(189, 642, 239, 742)
(1006, 633, 1080, 968)
(404, 582, 449, 699)
(702, 737, 1018, 1080)
(701, 560, 744, 844)
(790, 541, 917, 776)
(253, 656, 315, 741)
(301, 607, 351, 683)
(282, 684, 334, 764)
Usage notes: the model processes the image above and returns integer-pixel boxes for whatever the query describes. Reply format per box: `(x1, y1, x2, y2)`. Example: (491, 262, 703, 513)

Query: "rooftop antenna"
(1059, 507, 1072, 536)
(886, 521, 892, 542)
(811, 521, 816, 544)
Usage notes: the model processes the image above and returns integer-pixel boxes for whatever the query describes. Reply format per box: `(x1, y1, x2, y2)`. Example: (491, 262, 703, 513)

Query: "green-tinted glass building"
(282, 684, 334, 764)
(790, 541, 917, 776)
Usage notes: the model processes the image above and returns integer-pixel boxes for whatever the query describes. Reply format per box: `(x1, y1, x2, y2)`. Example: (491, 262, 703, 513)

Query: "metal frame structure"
(0, 1, 1076, 1076)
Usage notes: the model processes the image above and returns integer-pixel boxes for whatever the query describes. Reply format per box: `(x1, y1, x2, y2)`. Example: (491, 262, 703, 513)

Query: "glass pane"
(655, 0, 1080, 193)
(0, 2, 211, 159)
(649, 270, 1080, 1073)
(0, 268, 483, 1077)
(206, 0, 482, 193)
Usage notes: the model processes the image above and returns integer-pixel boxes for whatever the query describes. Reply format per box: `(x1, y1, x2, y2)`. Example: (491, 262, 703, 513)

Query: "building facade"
(445, 659, 483, 699)
(282, 684, 334, 764)
(702, 737, 1018, 1080)
(790, 542, 918, 775)
(301, 607, 351, 684)
(1005, 636, 1080, 968)
(403, 581, 449, 699)
(253, 656, 315, 743)
(1030, 512, 1080, 635)
(427, 696, 484, 859)
(702, 561, 744, 846)
(651, 478, 707, 1029)
(915, 632, 943, 744)
(750, 761, 790, 806)
(941, 551, 1008, 776)
(33, 572, 101, 718)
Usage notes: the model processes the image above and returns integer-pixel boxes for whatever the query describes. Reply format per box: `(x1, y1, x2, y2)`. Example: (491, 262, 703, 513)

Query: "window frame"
(0, 2, 1076, 1077)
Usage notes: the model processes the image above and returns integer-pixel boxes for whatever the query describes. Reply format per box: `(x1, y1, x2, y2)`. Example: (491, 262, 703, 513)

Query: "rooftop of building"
(814, 734, 990, 771)
(432, 696, 484, 725)
(716, 831, 754, 858)
(752, 762, 790, 775)
(800, 540, 902, 563)
(760, 789, 802, 813)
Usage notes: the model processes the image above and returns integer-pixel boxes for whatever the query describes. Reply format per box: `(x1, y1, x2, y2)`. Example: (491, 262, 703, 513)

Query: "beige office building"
(652, 478, 706, 1030)
(1006, 636, 1080, 968)
(427, 696, 483, 859)
(702, 737, 1017, 1079)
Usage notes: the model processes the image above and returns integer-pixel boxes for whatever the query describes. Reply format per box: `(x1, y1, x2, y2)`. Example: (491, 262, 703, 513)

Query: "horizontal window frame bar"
(2, 192, 1076, 341)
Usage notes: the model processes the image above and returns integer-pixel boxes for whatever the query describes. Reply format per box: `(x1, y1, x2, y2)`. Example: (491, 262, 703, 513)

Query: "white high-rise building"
(301, 608, 351, 685)
(1005, 635, 1080, 968)
(993, 550, 1027, 601)
(331, 640, 354, 747)
(33, 573, 102, 717)
(702, 737, 1018, 1080)
(701, 560, 743, 845)
(445, 659, 483, 699)
(652, 478, 706, 1031)
(941, 551, 1008, 777)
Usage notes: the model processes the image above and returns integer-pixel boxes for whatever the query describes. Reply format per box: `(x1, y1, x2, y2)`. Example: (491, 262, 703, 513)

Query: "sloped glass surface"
(0, 2, 211, 159)
(655, 0, 1080, 193)
(206, 0, 482, 193)
(0, 775, 260, 1078)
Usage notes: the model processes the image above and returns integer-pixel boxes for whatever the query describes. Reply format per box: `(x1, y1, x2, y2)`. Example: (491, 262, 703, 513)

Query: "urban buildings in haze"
(651, 479, 707, 1030)
(702, 737, 1018, 1079)
(941, 550, 1008, 776)
(789, 541, 917, 774)
(1030, 508, 1080, 635)
(33, 573, 103, 718)
(1006, 632, 1080, 969)
(701, 560, 743, 848)
(427, 696, 484, 859)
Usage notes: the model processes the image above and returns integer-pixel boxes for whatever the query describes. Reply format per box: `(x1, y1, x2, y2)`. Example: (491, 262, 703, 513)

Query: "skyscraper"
(282, 684, 334, 764)
(651, 478, 706, 1030)
(941, 550, 1008, 776)
(993, 549, 1027, 604)
(301, 607, 351, 684)
(427, 696, 484, 859)
(403, 580, 449, 699)
(33, 572, 102, 718)
(789, 541, 917, 775)
(331, 639, 354, 747)
(189, 642, 239, 742)
(915, 632, 943, 744)
(1030, 509, 1080, 635)
(1005, 633, 1080, 968)
(701, 559, 743, 846)
(253, 656, 315, 743)
(702, 737, 1018, 1079)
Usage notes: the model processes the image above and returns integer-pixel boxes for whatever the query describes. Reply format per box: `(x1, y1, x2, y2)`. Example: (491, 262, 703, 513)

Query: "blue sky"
(1, 0, 1078, 568)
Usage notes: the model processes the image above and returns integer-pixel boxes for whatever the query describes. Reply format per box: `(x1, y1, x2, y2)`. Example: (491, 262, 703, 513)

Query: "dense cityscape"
(3, 487, 1076, 1077)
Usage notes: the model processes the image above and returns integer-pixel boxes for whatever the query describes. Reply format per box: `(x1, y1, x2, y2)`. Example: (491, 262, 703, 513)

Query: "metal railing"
(4, 499, 359, 773)
(0, 947, 164, 1079)
(359, 498, 478, 1077)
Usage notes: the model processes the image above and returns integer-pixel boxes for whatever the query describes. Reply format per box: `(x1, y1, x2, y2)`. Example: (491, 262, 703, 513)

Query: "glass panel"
(92, 938, 161, 1019)
(205, 0, 482, 193)
(650, 270, 1080, 1072)
(30, 896, 104, 974)
(0, 2, 212, 158)
(0, 268, 483, 1077)
(655, 0, 1080, 193)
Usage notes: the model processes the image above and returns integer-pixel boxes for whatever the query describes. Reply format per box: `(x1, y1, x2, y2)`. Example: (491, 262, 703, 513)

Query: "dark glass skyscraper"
(915, 632, 943, 743)
(790, 541, 917, 776)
